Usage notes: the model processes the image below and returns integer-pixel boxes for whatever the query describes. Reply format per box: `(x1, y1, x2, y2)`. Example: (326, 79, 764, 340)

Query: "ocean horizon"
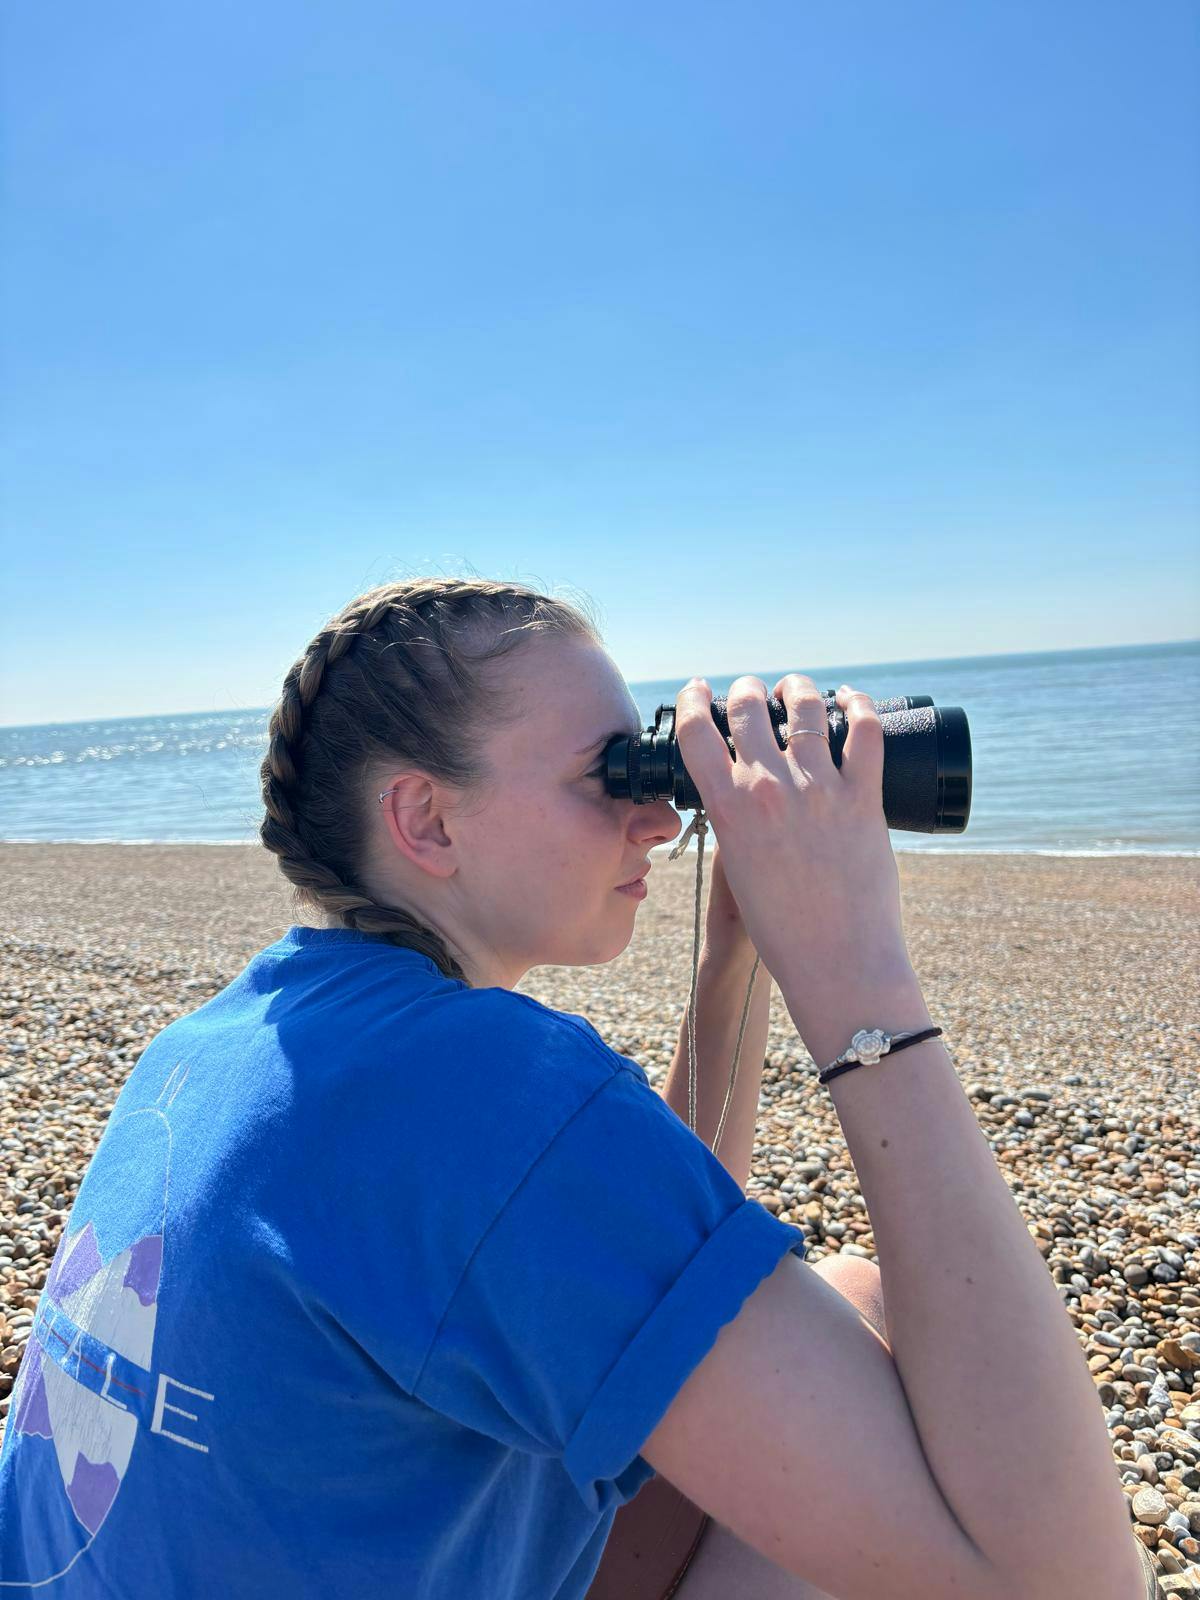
(2, 638, 1197, 857)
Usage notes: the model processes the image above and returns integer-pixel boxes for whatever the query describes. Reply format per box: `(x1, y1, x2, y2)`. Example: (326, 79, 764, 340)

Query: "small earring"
(378, 787, 400, 804)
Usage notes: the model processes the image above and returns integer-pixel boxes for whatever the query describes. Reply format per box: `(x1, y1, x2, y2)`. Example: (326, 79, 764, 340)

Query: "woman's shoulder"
(412, 983, 650, 1092)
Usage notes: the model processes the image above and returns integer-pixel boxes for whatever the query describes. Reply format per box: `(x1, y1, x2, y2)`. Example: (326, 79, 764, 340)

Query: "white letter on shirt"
(150, 1371, 215, 1453)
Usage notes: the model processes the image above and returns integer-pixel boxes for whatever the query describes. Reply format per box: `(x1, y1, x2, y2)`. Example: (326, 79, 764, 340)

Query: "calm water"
(1, 640, 1197, 855)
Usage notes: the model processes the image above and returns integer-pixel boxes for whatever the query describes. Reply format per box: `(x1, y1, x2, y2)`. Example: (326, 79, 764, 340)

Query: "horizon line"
(2, 634, 1196, 734)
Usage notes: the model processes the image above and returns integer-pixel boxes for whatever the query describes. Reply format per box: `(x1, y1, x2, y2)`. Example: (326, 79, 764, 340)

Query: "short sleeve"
(411, 1049, 807, 1515)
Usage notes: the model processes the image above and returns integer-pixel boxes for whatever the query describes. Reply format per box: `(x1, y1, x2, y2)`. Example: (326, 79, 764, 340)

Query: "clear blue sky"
(2, 1, 1197, 727)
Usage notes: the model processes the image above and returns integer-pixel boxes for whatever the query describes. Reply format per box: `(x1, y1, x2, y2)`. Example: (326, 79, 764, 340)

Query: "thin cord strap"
(668, 808, 760, 1154)
(712, 950, 760, 1158)
(668, 808, 712, 1133)
(686, 814, 708, 1131)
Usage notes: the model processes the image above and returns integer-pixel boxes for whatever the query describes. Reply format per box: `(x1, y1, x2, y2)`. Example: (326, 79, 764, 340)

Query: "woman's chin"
(560, 922, 637, 969)
(605, 921, 638, 962)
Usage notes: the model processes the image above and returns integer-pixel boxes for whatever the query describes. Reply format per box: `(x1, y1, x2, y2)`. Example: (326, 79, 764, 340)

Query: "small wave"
(0, 836, 261, 847)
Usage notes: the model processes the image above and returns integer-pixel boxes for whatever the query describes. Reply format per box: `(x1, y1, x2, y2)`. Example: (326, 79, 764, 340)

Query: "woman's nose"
(632, 801, 682, 845)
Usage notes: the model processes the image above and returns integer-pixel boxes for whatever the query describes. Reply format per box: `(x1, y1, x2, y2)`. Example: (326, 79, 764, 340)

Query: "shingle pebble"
(1, 842, 1197, 1585)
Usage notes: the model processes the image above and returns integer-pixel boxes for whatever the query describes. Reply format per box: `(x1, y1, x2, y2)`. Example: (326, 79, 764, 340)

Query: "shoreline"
(2, 844, 1198, 1577)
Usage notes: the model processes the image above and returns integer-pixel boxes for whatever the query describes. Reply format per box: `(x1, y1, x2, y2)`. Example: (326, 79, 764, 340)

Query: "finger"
(723, 674, 783, 767)
(775, 673, 833, 770)
(834, 684, 885, 803)
(674, 677, 732, 806)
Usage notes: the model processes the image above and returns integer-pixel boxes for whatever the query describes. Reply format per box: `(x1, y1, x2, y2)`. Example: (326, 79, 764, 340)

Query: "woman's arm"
(659, 844, 772, 1189)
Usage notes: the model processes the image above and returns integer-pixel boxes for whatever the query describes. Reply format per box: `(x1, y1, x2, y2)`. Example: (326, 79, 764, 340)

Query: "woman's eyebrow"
(573, 720, 640, 757)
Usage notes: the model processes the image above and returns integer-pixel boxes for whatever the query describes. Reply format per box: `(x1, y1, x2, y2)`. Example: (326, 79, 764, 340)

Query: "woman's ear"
(377, 774, 458, 879)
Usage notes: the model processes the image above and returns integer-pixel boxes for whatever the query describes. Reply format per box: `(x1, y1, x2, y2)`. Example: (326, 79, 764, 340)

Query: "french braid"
(259, 577, 600, 984)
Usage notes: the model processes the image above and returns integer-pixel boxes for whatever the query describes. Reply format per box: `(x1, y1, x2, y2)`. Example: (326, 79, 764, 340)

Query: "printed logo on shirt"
(1, 1062, 213, 1588)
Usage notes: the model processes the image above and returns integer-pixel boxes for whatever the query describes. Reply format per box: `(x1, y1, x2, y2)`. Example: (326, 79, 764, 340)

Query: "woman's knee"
(809, 1252, 889, 1348)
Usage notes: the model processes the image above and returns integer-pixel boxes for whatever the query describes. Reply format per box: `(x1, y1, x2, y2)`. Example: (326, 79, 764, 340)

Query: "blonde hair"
(259, 576, 602, 983)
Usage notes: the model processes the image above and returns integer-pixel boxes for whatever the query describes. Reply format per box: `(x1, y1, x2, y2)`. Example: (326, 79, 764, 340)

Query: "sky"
(2, 1, 1198, 728)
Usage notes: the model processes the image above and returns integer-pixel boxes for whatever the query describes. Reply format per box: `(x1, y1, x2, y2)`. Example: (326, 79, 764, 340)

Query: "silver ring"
(782, 727, 829, 746)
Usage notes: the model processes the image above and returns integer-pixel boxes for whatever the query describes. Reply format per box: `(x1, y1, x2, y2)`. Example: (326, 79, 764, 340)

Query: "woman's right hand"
(674, 673, 930, 1061)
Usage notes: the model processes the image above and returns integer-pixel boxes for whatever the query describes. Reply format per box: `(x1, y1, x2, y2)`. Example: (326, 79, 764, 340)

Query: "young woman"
(0, 578, 1148, 1599)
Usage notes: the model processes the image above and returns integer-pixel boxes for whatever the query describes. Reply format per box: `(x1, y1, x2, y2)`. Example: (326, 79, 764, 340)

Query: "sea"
(1, 639, 1197, 856)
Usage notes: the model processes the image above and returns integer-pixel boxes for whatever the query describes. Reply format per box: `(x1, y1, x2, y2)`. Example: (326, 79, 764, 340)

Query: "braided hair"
(259, 576, 602, 984)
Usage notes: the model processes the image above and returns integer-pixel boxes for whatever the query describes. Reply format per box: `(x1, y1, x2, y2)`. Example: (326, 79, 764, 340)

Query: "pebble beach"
(2, 842, 1199, 1592)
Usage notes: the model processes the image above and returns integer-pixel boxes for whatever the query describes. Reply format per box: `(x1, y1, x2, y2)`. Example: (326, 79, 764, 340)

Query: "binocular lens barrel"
(602, 690, 972, 834)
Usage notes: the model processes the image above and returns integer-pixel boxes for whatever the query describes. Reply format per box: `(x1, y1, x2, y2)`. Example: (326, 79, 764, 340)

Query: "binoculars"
(597, 689, 972, 834)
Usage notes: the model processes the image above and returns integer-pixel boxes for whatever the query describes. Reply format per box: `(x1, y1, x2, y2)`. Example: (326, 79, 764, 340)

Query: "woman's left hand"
(704, 839, 757, 957)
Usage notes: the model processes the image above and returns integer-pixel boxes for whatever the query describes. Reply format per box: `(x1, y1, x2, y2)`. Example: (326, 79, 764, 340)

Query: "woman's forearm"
(782, 967, 1142, 1600)
(661, 940, 770, 1190)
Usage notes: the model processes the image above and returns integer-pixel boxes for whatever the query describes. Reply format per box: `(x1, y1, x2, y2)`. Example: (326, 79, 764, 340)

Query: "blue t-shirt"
(0, 926, 807, 1598)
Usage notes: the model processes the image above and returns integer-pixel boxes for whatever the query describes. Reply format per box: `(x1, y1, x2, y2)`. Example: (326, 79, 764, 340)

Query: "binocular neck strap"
(668, 808, 761, 1155)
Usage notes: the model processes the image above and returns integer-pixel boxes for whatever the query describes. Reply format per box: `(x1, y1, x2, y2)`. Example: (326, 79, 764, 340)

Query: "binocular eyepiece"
(599, 689, 972, 834)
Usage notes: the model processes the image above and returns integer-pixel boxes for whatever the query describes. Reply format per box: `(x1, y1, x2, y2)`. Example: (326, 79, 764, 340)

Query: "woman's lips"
(615, 877, 648, 899)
